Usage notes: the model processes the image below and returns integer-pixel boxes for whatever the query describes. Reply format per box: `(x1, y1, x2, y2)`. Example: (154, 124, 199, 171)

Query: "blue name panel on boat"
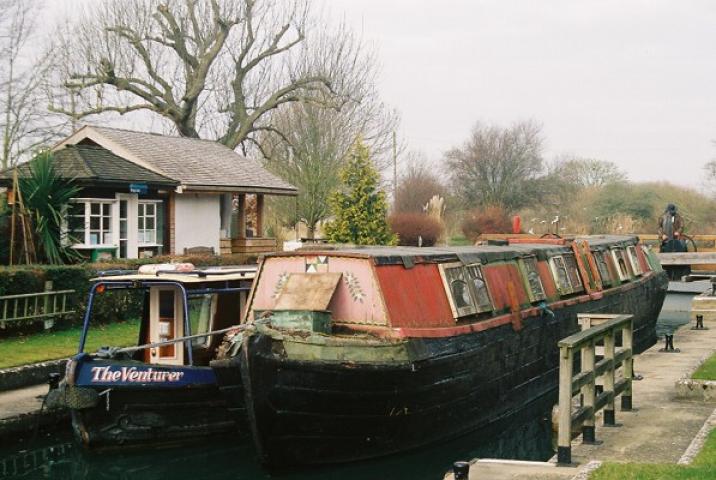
(74, 360, 217, 388)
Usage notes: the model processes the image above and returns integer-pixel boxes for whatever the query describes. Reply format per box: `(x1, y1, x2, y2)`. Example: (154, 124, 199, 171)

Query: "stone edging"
(674, 379, 716, 401)
(0, 359, 68, 392)
(678, 406, 716, 465)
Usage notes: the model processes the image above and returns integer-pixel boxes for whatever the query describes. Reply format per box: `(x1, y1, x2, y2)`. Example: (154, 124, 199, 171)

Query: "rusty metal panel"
(482, 263, 528, 310)
(375, 264, 454, 328)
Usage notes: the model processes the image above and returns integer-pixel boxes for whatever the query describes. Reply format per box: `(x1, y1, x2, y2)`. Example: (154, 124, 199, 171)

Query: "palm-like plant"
(19, 151, 80, 264)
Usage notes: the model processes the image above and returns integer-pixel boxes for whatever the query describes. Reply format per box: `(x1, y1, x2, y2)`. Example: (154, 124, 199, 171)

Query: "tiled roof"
(87, 126, 297, 194)
(0, 145, 178, 186)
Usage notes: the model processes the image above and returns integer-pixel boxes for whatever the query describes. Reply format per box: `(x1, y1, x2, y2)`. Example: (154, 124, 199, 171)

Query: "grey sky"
(327, 0, 716, 187)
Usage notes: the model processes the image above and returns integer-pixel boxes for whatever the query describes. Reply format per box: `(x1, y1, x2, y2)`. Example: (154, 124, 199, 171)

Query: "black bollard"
(453, 461, 470, 480)
(659, 334, 680, 353)
(48, 372, 60, 390)
(693, 314, 707, 330)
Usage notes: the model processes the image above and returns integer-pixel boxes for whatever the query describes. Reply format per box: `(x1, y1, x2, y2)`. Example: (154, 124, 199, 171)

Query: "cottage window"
(626, 246, 643, 276)
(439, 262, 494, 319)
(520, 257, 546, 301)
(138, 201, 159, 245)
(68, 199, 115, 246)
(611, 248, 630, 281)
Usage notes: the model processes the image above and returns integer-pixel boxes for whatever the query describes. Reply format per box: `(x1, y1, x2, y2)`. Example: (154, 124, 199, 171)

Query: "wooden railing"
(0, 281, 75, 330)
(557, 313, 634, 465)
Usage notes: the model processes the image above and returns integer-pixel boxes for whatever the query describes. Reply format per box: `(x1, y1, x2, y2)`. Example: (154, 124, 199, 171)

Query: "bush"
(461, 206, 512, 242)
(389, 213, 443, 247)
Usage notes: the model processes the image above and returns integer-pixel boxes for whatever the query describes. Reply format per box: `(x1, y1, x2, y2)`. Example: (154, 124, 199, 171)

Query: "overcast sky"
(325, 0, 716, 188)
(45, 1, 716, 188)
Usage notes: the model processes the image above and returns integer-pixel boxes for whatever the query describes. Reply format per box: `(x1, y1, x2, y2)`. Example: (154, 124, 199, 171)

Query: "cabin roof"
(92, 267, 256, 283)
(271, 235, 639, 266)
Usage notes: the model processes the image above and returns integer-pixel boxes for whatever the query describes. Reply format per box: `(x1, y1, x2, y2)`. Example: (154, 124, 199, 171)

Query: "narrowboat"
(49, 264, 255, 447)
(211, 235, 668, 467)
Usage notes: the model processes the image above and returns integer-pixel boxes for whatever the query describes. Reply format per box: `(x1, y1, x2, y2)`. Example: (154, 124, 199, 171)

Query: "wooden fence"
(557, 313, 634, 465)
(0, 281, 75, 330)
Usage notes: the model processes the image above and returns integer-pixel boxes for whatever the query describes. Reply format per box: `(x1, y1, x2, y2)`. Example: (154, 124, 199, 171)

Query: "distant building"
(0, 126, 297, 260)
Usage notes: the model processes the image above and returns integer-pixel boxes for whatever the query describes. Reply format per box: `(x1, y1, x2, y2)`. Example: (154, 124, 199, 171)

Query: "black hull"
(71, 385, 236, 448)
(221, 272, 667, 467)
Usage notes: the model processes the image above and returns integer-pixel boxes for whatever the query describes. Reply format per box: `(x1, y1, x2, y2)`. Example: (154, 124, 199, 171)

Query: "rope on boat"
(106, 324, 249, 355)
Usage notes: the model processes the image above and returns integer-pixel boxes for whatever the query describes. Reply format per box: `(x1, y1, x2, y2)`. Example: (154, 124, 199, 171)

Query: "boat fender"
(538, 301, 555, 319)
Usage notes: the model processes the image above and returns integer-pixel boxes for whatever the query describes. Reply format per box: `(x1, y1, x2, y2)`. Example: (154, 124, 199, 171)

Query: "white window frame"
(626, 246, 643, 276)
(138, 200, 163, 247)
(610, 248, 630, 281)
(67, 198, 117, 248)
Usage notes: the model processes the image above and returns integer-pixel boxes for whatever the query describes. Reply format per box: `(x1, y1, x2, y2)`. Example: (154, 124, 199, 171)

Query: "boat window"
(464, 264, 493, 312)
(640, 245, 653, 271)
(626, 246, 643, 276)
(594, 251, 612, 285)
(549, 256, 572, 294)
(521, 257, 546, 301)
(188, 294, 217, 348)
(439, 263, 479, 318)
(611, 249, 630, 281)
(562, 254, 584, 292)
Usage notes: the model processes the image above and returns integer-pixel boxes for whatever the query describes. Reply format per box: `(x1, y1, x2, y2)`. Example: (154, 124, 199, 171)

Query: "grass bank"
(0, 319, 139, 369)
(692, 352, 716, 380)
(591, 429, 716, 479)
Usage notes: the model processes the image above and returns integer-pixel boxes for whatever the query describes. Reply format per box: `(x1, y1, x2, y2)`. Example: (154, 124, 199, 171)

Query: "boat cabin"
(246, 235, 661, 337)
(79, 264, 255, 366)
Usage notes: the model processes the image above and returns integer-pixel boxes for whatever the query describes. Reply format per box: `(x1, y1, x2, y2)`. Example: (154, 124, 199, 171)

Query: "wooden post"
(43, 281, 54, 330)
(622, 320, 634, 411)
(557, 345, 574, 464)
(581, 340, 597, 443)
(237, 194, 246, 239)
(603, 330, 616, 426)
(256, 194, 264, 238)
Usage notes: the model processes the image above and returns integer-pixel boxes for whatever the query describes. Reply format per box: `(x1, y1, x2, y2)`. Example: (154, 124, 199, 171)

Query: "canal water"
(0, 288, 698, 480)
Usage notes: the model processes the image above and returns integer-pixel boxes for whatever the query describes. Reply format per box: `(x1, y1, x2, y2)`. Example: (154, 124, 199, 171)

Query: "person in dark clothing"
(658, 203, 689, 280)
(658, 203, 685, 252)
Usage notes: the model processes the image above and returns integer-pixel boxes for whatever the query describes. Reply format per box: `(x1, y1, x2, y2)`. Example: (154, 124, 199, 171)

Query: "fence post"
(603, 330, 616, 426)
(581, 339, 597, 443)
(557, 345, 574, 464)
(622, 321, 634, 411)
(43, 281, 54, 330)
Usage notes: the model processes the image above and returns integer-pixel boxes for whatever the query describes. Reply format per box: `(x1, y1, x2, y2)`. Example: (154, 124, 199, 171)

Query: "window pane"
(89, 233, 100, 245)
(102, 217, 110, 230)
(451, 280, 472, 309)
(146, 204, 155, 216)
(138, 218, 145, 230)
(91, 203, 100, 215)
(120, 200, 127, 218)
(523, 257, 545, 300)
(159, 290, 174, 318)
(90, 217, 100, 229)
(146, 218, 154, 230)
(563, 255, 583, 291)
(189, 294, 215, 347)
(102, 203, 111, 216)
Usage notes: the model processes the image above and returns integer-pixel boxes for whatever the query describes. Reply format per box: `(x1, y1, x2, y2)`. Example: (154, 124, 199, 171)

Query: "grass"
(692, 352, 716, 380)
(590, 423, 716, 479)
(0, 319, 140, 369)
(448, 235, 473, 246)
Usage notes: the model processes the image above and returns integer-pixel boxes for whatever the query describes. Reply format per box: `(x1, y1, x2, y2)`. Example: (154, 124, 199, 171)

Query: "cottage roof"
(54, 126, 297, 195)
(0, 145, 178, 187)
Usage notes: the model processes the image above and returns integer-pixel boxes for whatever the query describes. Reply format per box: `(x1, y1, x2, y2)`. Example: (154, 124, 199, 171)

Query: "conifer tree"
(325, 139, 396, 245)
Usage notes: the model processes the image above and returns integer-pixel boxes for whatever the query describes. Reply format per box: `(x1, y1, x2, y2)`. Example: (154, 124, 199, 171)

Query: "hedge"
(0, 254, 258, 337)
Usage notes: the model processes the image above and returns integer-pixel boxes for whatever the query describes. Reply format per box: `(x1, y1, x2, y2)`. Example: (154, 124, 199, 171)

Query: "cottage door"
(148, 287, 185, 365)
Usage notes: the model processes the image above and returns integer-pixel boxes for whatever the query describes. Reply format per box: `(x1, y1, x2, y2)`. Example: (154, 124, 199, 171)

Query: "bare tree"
(394, 154, 445, 213)
(48, 0, 372, 151)
(260, 98, 398, 238)
(0, 0, 59, 169)
(445, 120, 544, 212)
(550, 155, 627, 188)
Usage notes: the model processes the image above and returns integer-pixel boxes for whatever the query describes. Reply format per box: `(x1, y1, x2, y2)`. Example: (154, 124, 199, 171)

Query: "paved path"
(447, 319, 716, 480)
(0, 384, 48, 420)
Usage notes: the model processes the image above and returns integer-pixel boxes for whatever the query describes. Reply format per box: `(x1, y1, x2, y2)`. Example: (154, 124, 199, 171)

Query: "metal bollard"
(453, 461, 470, 480)
(692, 314, 707, 330)
(659, 334, 680, 353)
(48, 372, 61, 390)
